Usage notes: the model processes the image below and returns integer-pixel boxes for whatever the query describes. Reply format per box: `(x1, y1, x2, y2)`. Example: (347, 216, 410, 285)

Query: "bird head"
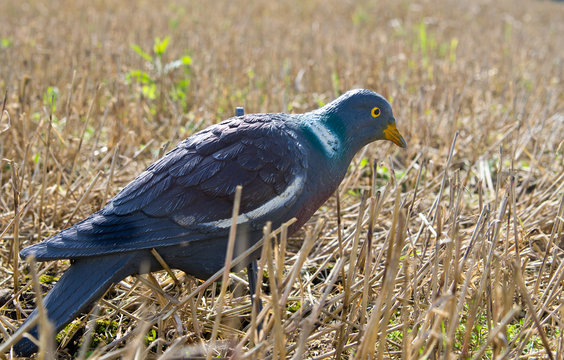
(322, 89, 407, 152)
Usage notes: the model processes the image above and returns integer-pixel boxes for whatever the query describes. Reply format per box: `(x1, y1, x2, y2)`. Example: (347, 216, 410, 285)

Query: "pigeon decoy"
(11, 89, 406, 356)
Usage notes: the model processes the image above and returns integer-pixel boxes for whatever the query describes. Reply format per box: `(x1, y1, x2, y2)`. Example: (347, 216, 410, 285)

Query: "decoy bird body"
(12, 89, 406, 356)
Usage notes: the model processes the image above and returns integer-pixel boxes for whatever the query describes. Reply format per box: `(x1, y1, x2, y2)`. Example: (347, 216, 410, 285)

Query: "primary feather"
(21, 113, 308, 260)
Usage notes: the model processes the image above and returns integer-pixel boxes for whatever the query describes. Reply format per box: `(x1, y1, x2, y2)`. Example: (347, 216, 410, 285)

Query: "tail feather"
(13, 254, 136, 357)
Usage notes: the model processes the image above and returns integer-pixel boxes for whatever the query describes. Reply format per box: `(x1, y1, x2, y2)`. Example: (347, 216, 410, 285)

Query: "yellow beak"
(383, 123, 407, 148)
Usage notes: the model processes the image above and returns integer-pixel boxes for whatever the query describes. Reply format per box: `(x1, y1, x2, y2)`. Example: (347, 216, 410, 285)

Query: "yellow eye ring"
(371, 107, 381, 118)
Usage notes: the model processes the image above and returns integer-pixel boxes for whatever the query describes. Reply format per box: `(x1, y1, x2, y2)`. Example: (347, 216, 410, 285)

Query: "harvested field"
(0, 0, 563, 358)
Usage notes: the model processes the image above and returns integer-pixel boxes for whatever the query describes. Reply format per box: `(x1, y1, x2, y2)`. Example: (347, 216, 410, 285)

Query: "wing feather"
(24, 114, 309, 260)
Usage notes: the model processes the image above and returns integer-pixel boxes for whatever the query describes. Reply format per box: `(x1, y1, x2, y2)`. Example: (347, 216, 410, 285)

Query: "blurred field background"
(0, 0, 563, 358)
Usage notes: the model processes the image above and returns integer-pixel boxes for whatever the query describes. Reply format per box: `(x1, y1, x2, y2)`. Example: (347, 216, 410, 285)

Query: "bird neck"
(297, 112, 348, 160)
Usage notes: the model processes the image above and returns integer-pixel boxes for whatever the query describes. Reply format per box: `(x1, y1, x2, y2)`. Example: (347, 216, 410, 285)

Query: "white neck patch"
(305, 121, 340, 157)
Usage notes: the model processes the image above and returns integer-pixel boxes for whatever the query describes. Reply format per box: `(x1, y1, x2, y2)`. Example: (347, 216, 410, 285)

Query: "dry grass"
(1, 0, 563, 358)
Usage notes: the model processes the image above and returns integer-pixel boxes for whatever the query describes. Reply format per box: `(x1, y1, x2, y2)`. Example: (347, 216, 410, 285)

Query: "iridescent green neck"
(297, 112, 344, 158)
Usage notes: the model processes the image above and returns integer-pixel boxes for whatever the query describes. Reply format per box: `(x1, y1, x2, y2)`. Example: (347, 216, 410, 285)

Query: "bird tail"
(13, 254, 137, 357)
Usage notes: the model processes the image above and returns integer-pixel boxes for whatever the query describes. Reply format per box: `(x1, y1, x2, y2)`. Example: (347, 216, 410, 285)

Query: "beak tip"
(392, 135, 407, 149)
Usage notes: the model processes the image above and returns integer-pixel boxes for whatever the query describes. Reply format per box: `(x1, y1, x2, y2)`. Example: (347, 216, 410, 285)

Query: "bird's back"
(21, 113, 310, 262)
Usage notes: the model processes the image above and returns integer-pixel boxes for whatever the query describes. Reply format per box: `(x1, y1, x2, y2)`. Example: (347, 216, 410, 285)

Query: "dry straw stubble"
(0, 0, 563, 358)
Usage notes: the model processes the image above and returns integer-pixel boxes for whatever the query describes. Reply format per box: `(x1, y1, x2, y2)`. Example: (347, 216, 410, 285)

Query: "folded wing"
(22, 114, 308, 260)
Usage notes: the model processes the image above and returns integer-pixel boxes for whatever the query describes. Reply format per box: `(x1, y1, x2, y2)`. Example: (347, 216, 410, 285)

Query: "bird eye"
(371, 107, 381, 118)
